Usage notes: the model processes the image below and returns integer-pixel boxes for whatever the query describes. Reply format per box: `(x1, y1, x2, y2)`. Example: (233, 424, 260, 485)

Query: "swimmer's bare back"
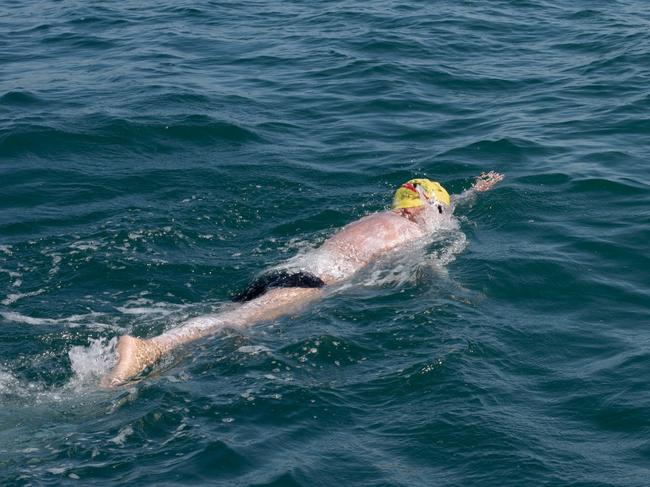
(101, 172, 503, 387)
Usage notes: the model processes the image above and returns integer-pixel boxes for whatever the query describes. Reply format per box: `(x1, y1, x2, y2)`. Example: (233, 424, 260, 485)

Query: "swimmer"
(101, 171, 504, 387)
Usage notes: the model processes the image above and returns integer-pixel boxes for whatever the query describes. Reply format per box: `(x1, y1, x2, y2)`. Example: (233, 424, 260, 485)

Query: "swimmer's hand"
(472, 171, 504, 192)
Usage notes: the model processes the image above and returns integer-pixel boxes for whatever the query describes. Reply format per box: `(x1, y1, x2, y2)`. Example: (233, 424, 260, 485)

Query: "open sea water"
(2, 1, 650, 485)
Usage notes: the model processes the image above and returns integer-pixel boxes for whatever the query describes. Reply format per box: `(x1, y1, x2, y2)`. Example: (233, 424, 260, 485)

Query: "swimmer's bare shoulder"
(322, 211, 423, 251)
(314, 212, 425, 278)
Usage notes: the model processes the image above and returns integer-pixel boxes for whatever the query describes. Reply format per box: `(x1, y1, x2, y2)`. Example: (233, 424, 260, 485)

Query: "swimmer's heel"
(100, 335, 163, 388)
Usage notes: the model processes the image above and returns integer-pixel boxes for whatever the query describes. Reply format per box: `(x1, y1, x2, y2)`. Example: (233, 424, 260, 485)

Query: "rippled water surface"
(2, 1, 650, 485)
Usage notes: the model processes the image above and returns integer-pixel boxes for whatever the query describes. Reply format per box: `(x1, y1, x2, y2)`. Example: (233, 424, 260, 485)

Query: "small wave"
(565, 8, 602, 20)
(136, 91, 213, 109)
(119, 115, 263, 144)
(516, 172, 572, 186)
(569, 177, 647, 195)
(66, 15, 130, 28)
(442, 137, 562, 161)
(0, 115, 262, 156)
(356, 36, 430, 56)
(41, 32, 116, 50)
(162, 6, 208, 17)
(0, 90, 43, 106)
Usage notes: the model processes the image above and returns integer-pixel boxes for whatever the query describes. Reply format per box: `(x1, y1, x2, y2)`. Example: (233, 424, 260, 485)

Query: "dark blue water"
(2, 1, 650, 485)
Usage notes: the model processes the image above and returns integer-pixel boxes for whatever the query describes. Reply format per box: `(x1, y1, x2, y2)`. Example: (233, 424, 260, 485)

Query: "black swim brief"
(232, 270, 325, 303)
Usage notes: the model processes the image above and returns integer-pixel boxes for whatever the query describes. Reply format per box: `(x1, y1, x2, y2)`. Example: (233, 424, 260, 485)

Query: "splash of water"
(68, 337, 117, 388)
(372, 204, 467, 285)
(0, 338, 117, 402)
(0, 367, 21, 396)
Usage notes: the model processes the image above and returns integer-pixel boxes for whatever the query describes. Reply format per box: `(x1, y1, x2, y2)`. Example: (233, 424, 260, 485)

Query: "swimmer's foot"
(100, 335, 163, 388)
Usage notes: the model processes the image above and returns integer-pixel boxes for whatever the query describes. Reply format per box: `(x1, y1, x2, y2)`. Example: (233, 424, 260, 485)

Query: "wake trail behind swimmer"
(101, 172, 504, 387)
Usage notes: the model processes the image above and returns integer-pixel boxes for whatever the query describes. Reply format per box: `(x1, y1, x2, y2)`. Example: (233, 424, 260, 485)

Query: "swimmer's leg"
(101, 287, 323, 387)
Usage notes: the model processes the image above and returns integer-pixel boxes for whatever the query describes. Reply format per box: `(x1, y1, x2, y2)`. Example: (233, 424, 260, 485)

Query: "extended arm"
(452, 171, 504, 206)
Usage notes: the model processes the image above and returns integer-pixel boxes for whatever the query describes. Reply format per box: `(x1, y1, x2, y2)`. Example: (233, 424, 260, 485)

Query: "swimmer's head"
(392, 178, 451, 210)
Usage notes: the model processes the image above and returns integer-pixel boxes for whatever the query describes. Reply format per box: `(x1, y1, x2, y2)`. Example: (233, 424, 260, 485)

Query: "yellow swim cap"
(392, 178, 450, 209)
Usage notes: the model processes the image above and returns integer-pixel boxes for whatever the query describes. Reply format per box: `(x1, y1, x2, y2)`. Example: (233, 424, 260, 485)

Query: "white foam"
(108, 425, 134, 446)
(2, 289, 45, 306)
(0, 338, 120, 404)
(417, 203, 461, 235)
(427, 231, 468, 268)
(0, 267, 21, 279)
(280, 244, 358, 282)
(115, 297, 194, 319)
(46, 467, 67, 475)
(0, 310, 118, 333)
(48, 255, 61, 276)
(127, 226, 174, 242)
(116, 306, 175, 316)
(70, 240, 101, 251)
(0, 368, 20, 395)
(361, 259, 419, 288)
(237, 345, 271, 355)
(0, 366, 50, 401)
(68, 337, 117, 387)
(0, 311, 58, 325)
